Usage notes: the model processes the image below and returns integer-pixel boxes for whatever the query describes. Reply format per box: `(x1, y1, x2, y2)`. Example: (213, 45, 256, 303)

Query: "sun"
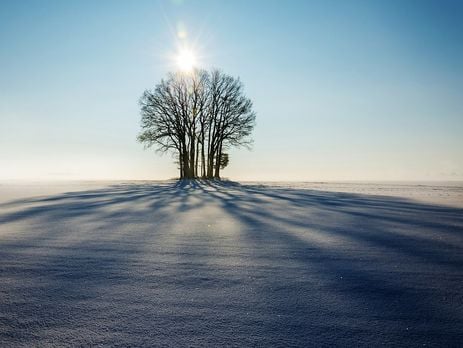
(175, 48, 197, 72)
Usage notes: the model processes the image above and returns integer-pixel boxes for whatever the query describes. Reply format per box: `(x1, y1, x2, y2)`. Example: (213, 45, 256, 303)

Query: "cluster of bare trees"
(138, 69, 256, 179)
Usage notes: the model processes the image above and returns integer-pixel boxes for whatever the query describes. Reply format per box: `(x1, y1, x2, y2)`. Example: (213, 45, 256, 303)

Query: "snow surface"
(0, 180, 462, 347)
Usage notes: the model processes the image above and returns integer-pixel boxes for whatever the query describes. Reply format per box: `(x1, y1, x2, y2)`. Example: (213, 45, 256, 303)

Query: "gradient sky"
(1, 0, 462, 181)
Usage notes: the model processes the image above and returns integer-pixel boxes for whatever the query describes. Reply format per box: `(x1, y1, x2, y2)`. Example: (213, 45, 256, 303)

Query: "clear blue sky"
(1, 0, 462, 181)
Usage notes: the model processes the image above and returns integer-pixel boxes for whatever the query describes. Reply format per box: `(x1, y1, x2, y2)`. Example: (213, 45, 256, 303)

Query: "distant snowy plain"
(1, 181, 462, 346)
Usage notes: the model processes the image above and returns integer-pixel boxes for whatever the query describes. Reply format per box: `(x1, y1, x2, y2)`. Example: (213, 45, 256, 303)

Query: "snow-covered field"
(1, 181, 462, 347)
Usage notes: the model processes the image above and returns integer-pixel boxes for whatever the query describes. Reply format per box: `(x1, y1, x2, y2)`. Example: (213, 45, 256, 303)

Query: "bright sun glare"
(175, 48, 197, 72)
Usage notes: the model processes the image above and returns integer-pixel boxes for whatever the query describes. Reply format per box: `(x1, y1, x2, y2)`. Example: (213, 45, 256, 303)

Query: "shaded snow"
(245, 181, 463, 208)
(0, 181, 462, 346)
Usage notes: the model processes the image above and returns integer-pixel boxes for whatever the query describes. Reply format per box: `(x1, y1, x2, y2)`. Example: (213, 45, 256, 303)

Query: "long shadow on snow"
(0, 180, 207, 345)
(1, 180, 462, 346)
(197, 181, 463, 346)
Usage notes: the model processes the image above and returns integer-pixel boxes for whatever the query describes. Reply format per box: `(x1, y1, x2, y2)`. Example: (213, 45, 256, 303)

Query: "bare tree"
(138, 69, 255, 180)
(207, 70, 255, 178)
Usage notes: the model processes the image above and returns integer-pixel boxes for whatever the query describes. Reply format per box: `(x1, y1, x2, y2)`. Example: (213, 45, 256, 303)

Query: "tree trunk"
(195, 137, 200, 178)
(214, 142, 222, 179)
(189, 137, 195, 178)
(182, 140, 190, 179)
(179, 151, 183, 179)
(207, 146, 215, 179)
(201, 135, 206, 178)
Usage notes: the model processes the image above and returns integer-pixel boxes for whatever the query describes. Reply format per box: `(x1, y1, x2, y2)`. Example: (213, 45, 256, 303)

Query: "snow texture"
(0, 180, 462, 347)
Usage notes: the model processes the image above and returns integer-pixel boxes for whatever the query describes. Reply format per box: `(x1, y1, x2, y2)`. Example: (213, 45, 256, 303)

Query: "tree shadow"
(198, 181, 463, 346)
(0, 180, 462, 346)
